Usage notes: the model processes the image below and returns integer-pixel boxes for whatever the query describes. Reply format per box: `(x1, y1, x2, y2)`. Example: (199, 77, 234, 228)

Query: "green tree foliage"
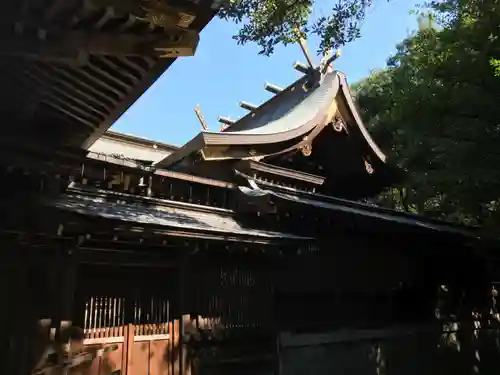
(217, 0, 372, 55)
(354, 0, 500, 227)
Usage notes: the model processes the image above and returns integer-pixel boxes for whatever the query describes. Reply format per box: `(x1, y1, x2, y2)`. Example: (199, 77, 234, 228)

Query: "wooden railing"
(84, 296, 125, 342)
(82, 295, 170, 344)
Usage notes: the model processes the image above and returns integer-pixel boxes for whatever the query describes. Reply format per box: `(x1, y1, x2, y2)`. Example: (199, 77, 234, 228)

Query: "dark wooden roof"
(46, 184, 313, 244)
(43, 176, 483, 246)
(236, 179, 483, 242)
(0, 155, 486, 248)
(154, 70, 398, 198)
(0, 0, 216, 160)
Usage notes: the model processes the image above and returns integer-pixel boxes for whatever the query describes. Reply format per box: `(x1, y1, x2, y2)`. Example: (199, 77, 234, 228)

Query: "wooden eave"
(0, 0, 217, 158)
(236, 181, 483, 242)
(154, 71, 387, 171)
(44, 185, 314, 245)
(335, 72, 386, 164)
(100, 130, 179, 153)
(0, 159, 489, 251)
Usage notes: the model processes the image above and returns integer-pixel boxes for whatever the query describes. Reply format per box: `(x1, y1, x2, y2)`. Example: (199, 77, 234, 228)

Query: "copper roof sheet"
(237, 181, 480, 238)
(47, 186, 312, 242)
(155, 71, 386, 168)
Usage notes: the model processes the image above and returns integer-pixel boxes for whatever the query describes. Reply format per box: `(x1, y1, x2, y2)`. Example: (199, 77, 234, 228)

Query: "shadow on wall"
(3, 235, 500, 375)
(280, 280, 500, 375)
(28, 321, 119, 375)
(11, 285, 500, 375)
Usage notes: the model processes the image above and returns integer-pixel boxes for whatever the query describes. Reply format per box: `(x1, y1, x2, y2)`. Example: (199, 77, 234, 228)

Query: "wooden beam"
(82, 0, 198, 28)
(293, 61, 310, 74)
(238, 160, 325, 186)
(80, 58, 170, 150)
(218, 116, 235, 126)
(23, 69, 109, 118)
(321, 49, 342, 73)
(280, 325, 435, 348)
(294, 28, 314, 69)
(0, 242, 181, 267)
(97, 56, 140, 84)
(264, 82, 283, 94)
(39, 63, 118, 109)
(0, 29, 199, 61)
(239, 101, 258, 111)
(194, 104, 208, 130)
(10, 69, 101, 127)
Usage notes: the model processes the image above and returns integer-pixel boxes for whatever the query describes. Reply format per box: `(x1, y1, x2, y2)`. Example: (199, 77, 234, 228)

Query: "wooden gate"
(82, 322, 180, 375)
(75, 265, 183, 375)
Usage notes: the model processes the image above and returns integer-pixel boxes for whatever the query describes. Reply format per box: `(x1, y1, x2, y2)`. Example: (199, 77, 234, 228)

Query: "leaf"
(355, 0, 500, 228)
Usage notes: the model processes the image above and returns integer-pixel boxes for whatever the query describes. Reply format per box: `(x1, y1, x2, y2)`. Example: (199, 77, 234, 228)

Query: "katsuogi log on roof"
(155, 65, 398, 199)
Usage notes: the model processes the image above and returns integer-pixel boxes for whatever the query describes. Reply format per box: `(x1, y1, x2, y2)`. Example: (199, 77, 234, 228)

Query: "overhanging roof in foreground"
(0, 0, 217, 159)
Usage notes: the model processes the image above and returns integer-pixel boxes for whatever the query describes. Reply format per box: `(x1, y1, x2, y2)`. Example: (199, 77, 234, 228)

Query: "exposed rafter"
(0, 0, 217, 164)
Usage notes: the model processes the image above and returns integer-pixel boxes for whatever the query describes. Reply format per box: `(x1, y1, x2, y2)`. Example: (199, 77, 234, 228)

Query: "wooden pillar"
(0, 253, 14, 372)
(179, 255, 192, 375)
(52, 246, 78, 341)
(179, 259, 186, 375)
(61, 248, 78, 325)
(9, 246, 28, 375)
(121, 323, 134, 375)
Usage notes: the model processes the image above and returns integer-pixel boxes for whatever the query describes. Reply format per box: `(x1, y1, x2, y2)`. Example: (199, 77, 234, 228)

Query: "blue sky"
(111, 0, 419, 146)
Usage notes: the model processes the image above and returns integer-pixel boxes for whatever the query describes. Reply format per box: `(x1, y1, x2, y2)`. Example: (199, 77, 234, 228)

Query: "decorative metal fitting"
(365, 160, 374, 174)
(301, 143, 312, 157)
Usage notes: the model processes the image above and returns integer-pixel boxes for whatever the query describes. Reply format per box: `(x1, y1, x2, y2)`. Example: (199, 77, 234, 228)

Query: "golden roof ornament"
(138, 0, 196, 29)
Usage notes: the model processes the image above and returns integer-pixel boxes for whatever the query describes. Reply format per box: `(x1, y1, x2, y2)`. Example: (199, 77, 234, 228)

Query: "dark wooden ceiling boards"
(0, 0, 217, 159)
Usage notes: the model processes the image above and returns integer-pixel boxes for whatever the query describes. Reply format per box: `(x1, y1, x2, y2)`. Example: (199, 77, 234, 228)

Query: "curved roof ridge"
(154, 70, 387, 170)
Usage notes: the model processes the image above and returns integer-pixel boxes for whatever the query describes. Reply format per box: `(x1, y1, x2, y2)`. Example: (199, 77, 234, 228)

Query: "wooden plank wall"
(0, 247, 420, 375)
(188, 257, 275, 338)
(184, 255, 278, 375)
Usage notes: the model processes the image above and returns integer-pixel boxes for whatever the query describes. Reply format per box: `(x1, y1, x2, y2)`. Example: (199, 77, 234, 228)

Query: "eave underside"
(0, 0, 216, 161)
